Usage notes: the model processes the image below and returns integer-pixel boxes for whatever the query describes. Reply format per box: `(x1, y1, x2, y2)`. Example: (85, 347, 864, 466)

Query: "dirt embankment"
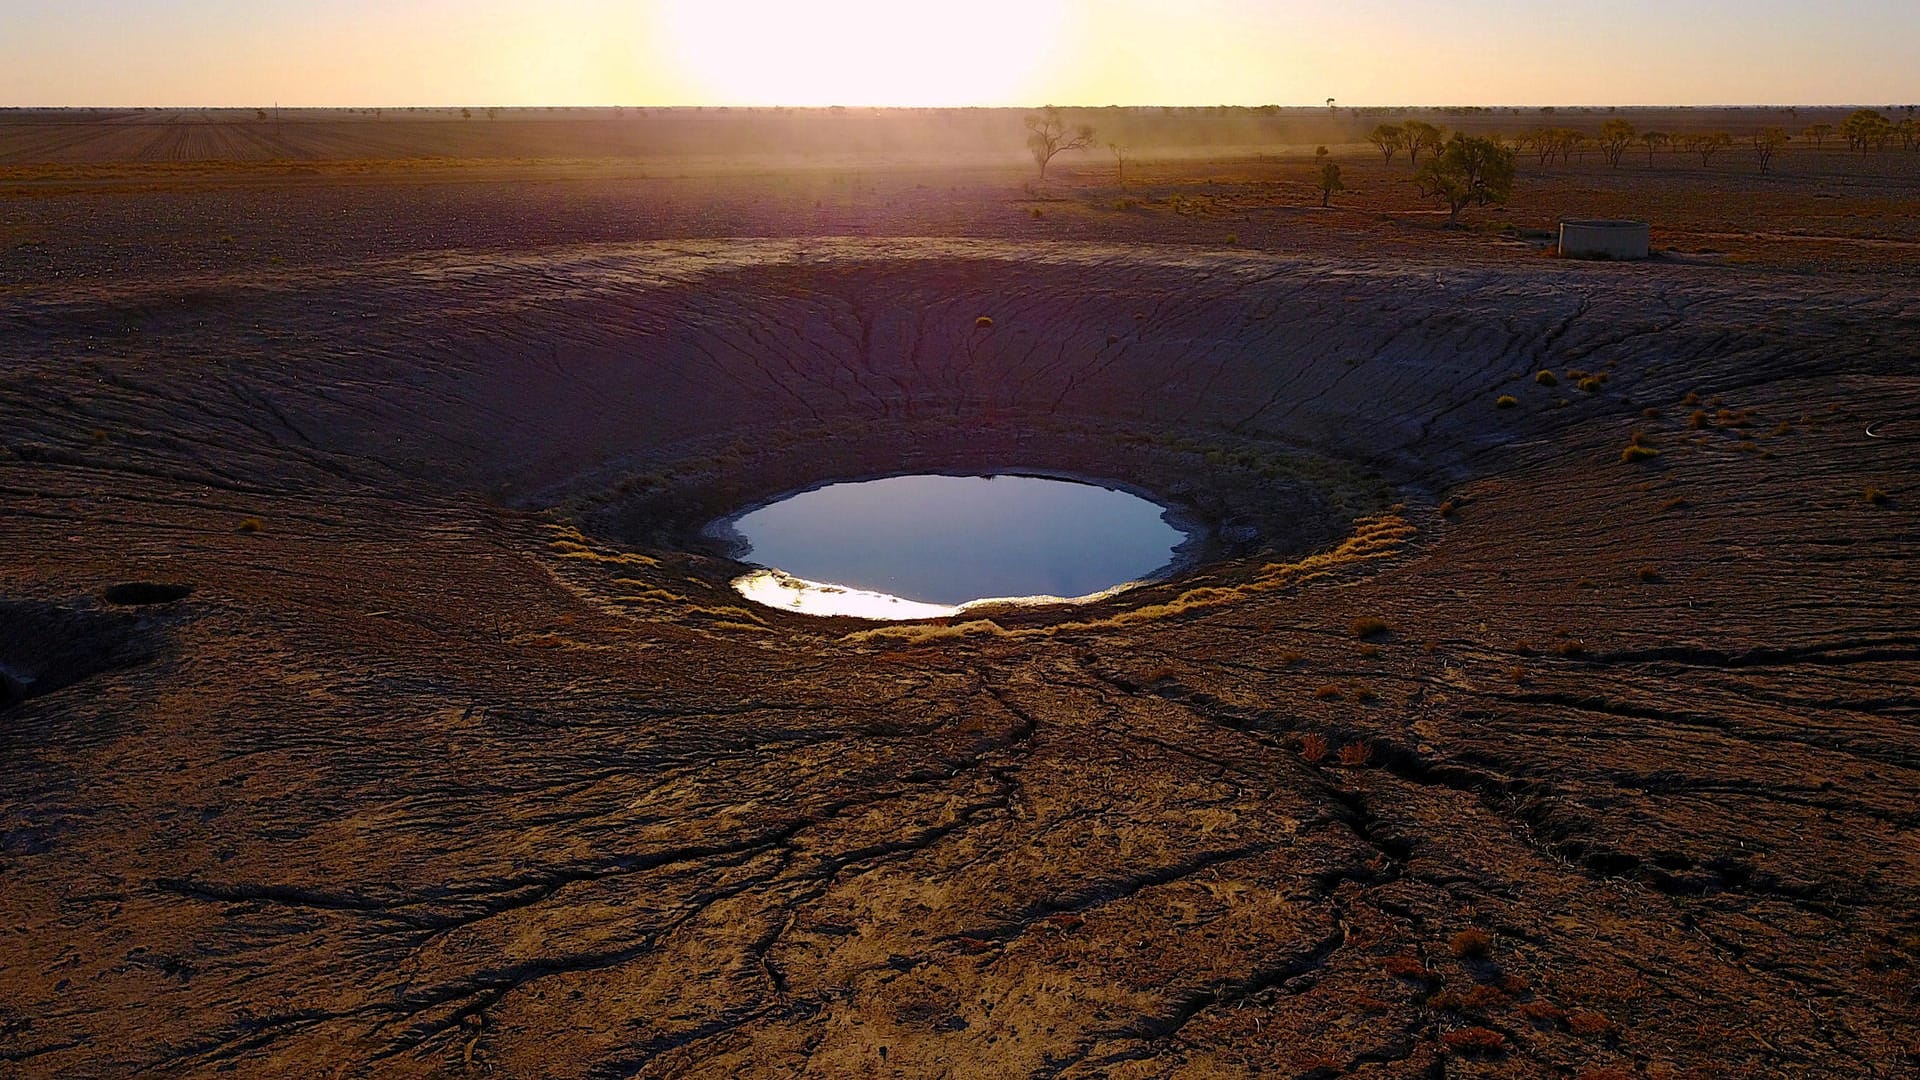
(1, 168, 1918, 1079)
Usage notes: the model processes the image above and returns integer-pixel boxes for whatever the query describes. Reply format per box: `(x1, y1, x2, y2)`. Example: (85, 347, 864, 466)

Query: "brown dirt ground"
(2, 112, 1918, 1079)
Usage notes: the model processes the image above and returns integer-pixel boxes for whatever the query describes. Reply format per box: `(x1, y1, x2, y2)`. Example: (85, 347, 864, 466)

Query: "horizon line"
(3, 102, 1909, 112)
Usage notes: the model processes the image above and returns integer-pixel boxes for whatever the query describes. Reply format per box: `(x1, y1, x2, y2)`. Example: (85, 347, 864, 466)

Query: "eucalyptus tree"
(1416, 134, 1516, 224)
(1025, 107, 1096, 178)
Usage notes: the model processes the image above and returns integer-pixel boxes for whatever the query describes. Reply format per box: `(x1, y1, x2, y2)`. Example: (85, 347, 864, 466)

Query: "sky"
(2, 0, 1916, 108)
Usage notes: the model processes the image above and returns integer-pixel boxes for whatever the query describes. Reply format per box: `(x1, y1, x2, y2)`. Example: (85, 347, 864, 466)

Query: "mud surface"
(2, 160, 1919, 1079)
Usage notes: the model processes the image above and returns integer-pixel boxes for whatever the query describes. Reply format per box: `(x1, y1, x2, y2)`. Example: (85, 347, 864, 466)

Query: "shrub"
(1637, 565, 1660, 583)
(1520, 1000, 1567, 1025)
(1352, 684, 1379, 703)
(1620, 445, 1660, 464)
(1578, 376, 1604, 393)
(1682, 391, 1701, 406)
(1508, 666, 1527, 683)
(1866, 487, 1889, 505)
(1299, 733, 1330, 761)
(1383, 955, 1429, 979)
(1313, 684, 1343, 701)
(1337, 742, 1373, 766)
(1029, 207, 1044, 219)
(1554, 639, 1586, 657)
(1449, 928, 1493, 958)
(974, 315, 994, 328)
(1567, 1010, 1618, 1037)
(1495, 395, 1519, 409)
(1441, 1026, 1506, 1055)
(1350, 616, 1391, 640)
(1438, 499, 1457, 517)
(1224, 232, 1238, 245)
(237, 517, 265, 533)
(1458, 984, 1511, 1009)
(1659, 496, 1688, 511)
(1534, 370, 1558, 385)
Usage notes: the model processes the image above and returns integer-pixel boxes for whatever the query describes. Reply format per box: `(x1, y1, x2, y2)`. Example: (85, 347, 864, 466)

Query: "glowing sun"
(657, 0, 1068, 107)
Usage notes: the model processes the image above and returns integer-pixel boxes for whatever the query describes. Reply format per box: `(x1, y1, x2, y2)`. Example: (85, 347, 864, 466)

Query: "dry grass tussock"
(547, 530, 661, 568)
(844, 619, 1009, 645)
(843, 514, 1415, 645)
(1049, 513, 1415, 633)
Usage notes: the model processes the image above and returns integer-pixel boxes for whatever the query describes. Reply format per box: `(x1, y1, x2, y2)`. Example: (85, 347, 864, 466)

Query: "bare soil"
(2, 110, 1917, 1079)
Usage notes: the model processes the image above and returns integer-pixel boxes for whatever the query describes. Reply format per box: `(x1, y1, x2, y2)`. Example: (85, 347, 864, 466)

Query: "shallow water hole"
(713, 473, 1189, 619)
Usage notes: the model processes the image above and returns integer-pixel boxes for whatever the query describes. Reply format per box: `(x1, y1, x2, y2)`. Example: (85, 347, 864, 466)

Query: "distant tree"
(1522, 128, 1558, 165)
(461, 107, 472, 120)
(1694, 131, 1732, 165)
(486, 107, 499, 120)
(1599, 118, 1636, 168)
(1533, 128, 1577, 165)
(1326, 97, 1336, 110)
(1896, 119, 1918, 153)
(1025, 106, 1095, 179)
(1367, 123, 1406, 165)
(1802, 123, 1833, 148)
(1316, 144, 1330, 160)
(1564, 129, 1592, 161)
(1639, 130, 1668, 166)
(254, 108, 267, 121)
(1841, 108, 1891, 152)
(1109, 142, 1129, 185)
(1318, 161, 1345, 207)
(1751, 128, 1790, 173)
(1416, 134, 1516, 224)
(1403, 120, 1445, 166)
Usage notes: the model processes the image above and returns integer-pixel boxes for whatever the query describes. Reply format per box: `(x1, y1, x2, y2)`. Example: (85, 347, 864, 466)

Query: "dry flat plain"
(2, 108, 1918, 1079)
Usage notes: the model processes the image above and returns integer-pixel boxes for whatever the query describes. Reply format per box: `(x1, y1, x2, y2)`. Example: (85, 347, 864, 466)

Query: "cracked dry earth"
(3, 223, 1919, 1079)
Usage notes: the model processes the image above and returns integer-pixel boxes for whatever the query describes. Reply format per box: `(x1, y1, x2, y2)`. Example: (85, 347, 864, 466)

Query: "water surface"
(727, 473, 1185, 617)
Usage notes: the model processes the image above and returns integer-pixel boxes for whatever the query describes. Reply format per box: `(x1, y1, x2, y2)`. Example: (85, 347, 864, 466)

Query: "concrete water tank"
(1559, 219, 1650, 260)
